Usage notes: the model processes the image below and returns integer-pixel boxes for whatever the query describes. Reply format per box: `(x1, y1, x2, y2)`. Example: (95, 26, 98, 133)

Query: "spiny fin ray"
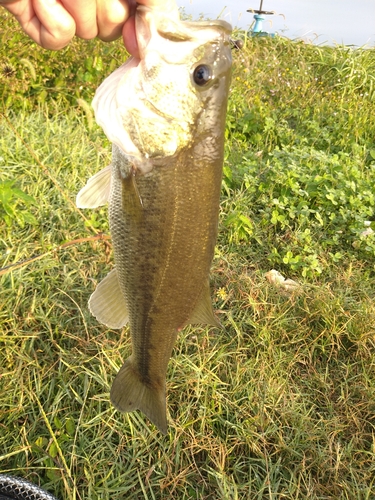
(121, 169, 144, 222)
(186, 280, 222, 328)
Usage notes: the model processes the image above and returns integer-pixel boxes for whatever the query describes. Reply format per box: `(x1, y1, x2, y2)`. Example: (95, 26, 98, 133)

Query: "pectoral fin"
(89, 268, 129, 329)
(76, 164, 112, 208)
(121, 169, 144, 222)
(186, 281, 222, 328)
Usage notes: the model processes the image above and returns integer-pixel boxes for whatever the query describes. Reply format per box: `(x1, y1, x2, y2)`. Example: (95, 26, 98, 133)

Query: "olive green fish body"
(109, 135, 223, 430)
(76, 6, 232, 433)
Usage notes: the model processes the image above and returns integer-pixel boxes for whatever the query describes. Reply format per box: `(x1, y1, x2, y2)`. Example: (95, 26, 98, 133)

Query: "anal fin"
(89, 268, 129, 329)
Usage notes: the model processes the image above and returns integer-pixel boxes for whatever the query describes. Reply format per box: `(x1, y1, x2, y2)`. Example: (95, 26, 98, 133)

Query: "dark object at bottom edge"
(0, 474, 58, 500)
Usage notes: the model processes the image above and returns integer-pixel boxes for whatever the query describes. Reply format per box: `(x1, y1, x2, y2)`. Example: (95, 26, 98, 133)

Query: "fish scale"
(110, 142, 220, 366)
(76, 6, 232, 433)
(107, 135, 224, 433)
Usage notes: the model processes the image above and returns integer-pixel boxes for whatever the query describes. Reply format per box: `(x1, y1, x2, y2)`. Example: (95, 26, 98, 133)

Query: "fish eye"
(192, 64, 212, 86)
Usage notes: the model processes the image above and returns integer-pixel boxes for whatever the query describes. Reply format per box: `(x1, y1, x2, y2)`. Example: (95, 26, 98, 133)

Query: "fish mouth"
(183, 19, 232, 35)
(92, 5, 231, 164)
(134, 6, 232, 123)
(136, 6, 232, 60)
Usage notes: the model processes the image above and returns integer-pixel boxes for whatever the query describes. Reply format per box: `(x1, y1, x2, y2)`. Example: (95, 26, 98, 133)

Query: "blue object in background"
(179, 0, 375, 48)
(247, 1, 277, 38)
(253, 14, 265, 33)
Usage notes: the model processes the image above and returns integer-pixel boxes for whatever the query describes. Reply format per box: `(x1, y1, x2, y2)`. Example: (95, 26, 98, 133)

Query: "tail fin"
(110, 357, 168, 434)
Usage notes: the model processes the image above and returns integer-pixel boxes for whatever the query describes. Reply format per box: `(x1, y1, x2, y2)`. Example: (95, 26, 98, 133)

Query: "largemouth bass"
(77, 6, 232, 434)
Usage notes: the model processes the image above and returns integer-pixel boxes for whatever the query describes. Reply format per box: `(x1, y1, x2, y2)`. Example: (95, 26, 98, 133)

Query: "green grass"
(1, 15, 375, 500)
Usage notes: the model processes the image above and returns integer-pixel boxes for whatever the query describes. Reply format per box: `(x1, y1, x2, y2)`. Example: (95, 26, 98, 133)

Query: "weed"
(0, 17, 375, 500)
(0, 179, 37, 227)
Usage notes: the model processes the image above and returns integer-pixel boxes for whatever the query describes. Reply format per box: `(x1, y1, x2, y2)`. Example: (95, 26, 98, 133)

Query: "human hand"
(123, 0, 179, 57)
(0, 0, 178, 54)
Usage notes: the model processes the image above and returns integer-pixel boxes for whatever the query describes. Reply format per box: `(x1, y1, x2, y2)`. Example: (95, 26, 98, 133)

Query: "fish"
(76, 5, 232, 434)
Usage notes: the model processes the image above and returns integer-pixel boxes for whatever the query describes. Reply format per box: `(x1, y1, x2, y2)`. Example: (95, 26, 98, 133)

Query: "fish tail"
(110, 357, 168, 434)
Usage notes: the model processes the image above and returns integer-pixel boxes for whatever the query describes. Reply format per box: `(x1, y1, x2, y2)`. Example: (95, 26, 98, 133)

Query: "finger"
(0, 0, 25, 16)
(122, 14, 138, 57)
(33, 0, 76, 49)
(1, 0, 76, 49)
(0, 0, 22, 5)
(122, 0, 179, 57)
(96, 0, 130, 42)
(61, 0, 98, 39)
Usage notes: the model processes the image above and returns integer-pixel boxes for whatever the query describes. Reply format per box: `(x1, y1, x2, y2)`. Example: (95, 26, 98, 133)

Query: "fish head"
(92, 7, 232, 173)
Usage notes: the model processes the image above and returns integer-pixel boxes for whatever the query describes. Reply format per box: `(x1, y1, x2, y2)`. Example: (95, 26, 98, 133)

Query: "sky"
(178, 0, 375, 47)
